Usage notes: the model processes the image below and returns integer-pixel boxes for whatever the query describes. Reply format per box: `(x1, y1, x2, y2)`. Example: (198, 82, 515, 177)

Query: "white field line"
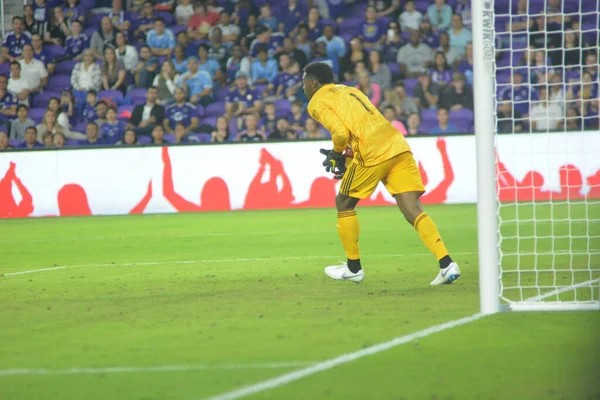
(524, 278, 600, 302)
(0, 362, 314, 377)
(6, 224, 478, 244)
(203, 313, 485, 400)
(1, 252, 478, 277)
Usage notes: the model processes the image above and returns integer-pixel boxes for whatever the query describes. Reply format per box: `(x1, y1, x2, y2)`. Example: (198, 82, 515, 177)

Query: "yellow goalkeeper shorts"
(339, 151, 425, 199)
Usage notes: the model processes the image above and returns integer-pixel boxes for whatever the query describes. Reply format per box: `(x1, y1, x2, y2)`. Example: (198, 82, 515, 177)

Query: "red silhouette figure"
(57, 182, 153, 216)
(497, 159, 550, 202)
(0, 162, 34, 218)
(162, 146, 231, 211)
(420, 138, 454, 204)
(550, 164, 584, 200)
(294, 177, 337, 208)
(244, 148, 294, 210)
(586, 169, 600, 198)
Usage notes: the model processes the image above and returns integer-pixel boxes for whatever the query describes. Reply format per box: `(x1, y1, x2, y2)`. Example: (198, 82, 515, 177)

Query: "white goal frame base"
(508, 302, 600, 312)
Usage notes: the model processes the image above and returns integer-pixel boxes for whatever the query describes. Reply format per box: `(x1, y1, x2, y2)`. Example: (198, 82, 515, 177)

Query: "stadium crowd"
(0, 0, 597, 150)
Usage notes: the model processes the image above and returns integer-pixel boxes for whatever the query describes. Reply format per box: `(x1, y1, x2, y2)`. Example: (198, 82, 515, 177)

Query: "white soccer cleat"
(324, 263, 364, 283)
(430, 262, 461, 285)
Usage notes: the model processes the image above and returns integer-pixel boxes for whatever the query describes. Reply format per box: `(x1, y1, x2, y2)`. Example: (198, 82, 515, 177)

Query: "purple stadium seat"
(164, 133, 176, 143)
(228, 118, 240, 140)
(194, 133, 211, 143)
(403, 78, 418, 97)
(98, 90, 124, 104)
(450, 109, 474, 133)
(129, 88, 147, 105)
(195, 105, 204, 117)
(254, 84, 267, 94)
(338, 18, 362, 35)
(84, 27, 97, 39)
(387, 62, 400, 77)
(47, 74, 71, 91)
(65, 139, 81, 146)
(155, 11, 173, 26)
(274, 99, 291, 116)
(9, 140, 20, 147)
(73, 122, 87, 133)
(138, 135, 151, 144)
(33, 91, 61, 108)
(56, 60, 77, 75)
(204, 101, 225, 117)
(347, 2, 367, 17)
(45, 45, 66, 58)
(0, 63, 9, 75)
(29, 108, 47, 124)
(415, 0, 430, 13)
(200, 116, 217, 127)
(420, 109, 438, 132)
(89, 14, 107, 28)
(215, 87, 229, 101)
(340, 33, 354, 44)
(170, 25, 186, 36)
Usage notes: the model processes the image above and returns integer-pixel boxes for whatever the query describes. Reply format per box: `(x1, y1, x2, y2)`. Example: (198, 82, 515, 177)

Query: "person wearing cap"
(225, 71, 262, 121)
(176, 56, 213, 106)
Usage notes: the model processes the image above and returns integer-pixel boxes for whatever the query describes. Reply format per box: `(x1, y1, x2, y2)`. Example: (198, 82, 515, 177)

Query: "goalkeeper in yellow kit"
(303, 62, 460, 285)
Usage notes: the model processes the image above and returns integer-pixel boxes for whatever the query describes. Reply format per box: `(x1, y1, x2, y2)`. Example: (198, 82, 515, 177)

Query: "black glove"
(320, 148, 347, 179)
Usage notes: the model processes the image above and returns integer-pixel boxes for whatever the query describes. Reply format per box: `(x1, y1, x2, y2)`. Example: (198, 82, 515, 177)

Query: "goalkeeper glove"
(320, 148, 347, 180)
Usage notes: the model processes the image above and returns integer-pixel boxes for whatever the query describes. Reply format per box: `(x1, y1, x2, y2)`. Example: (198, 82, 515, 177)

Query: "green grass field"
(1, 204, 599, 400)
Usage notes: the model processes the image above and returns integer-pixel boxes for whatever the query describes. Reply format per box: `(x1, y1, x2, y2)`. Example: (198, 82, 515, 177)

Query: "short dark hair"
(26, 126, 37, 133)
(87, 121, 98, 129)
(10, 61, 20, 68)
(155, 17, 165, 24)
(17, 104, 29, 112)
(197, 43, 210, 52)
(96, 100, 108, 107)
(12, 16, 23, 23)
(87, 89, 97, 96)
(303, 62, 334, 84)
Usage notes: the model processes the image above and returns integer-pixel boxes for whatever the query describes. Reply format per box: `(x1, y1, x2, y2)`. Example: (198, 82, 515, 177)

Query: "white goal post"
(472, 0, 600, 313)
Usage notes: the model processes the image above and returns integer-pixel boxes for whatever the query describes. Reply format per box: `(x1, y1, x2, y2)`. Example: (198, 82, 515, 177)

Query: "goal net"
(479, 0, 600, 311)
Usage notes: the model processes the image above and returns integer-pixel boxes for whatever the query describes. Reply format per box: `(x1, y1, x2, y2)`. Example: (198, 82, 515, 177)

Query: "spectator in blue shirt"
(177, 57, 213, 106)
(428, 107, 459, 134)
(316, 25, 346, 61)
(448, 14, 472, 58)
(251, 46, 278, 85)
(2, 16, 32, 63)
(64, 21, 89, 61)
(311, 41, 339, 81)
(100, 107, 125, 144)
(427, 0, 452, 32)
(164, 87, 199, 134)
(31, 34, 55, 75)
(17, 126, 43, 148)
(225, 71, 263, 120)
(249, 25, 285, 58)
(258, 4, 278, 32)
(361, 6, 387, 50)
(132, 45, 159, 89)
(147, 17, 176, 58)
(81, 121, 105, 146)
(134, 1, 156, 41)
(197, 43, 221, 81)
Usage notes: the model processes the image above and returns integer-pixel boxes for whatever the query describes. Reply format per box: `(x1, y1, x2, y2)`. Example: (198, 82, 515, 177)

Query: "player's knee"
(335, 193, 357, 212)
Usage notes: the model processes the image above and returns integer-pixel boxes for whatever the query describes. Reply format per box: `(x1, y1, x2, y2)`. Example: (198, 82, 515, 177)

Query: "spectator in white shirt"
(399, 0, 422, 33)
(175, 0, 194, 26)
(115, 31, 139, 71)
(8, 62, 32, 106)
(530, 87, 564, 131)
(211, 10, 240, 45)
(396, 32, 433, 77)
(18, 44, 47, 94)
(71, 49, 103, 92)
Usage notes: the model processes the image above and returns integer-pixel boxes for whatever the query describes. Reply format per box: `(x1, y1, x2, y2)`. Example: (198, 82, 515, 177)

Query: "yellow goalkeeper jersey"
(307, 84, 412, 167)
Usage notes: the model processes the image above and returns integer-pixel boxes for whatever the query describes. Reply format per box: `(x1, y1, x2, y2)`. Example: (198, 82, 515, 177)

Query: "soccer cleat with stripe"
(430, 262, 461, 285)
(324, 263, 364, 283)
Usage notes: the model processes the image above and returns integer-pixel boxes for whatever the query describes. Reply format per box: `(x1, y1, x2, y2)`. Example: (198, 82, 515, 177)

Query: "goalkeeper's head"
(302, 62, 334, 101)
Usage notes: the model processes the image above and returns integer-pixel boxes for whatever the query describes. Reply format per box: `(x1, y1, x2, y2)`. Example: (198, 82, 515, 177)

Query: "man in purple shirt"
(249, 25, 285, 58)
(361, 6, 387, 50)
(2, 17, 32, 63)
(164, 87, 199, 135)
(225, 71, 263, 122)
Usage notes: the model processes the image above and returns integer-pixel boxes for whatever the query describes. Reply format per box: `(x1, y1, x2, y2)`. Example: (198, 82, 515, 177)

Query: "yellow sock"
(414, 212, 449, 261)
(337, 210, 360, 260)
